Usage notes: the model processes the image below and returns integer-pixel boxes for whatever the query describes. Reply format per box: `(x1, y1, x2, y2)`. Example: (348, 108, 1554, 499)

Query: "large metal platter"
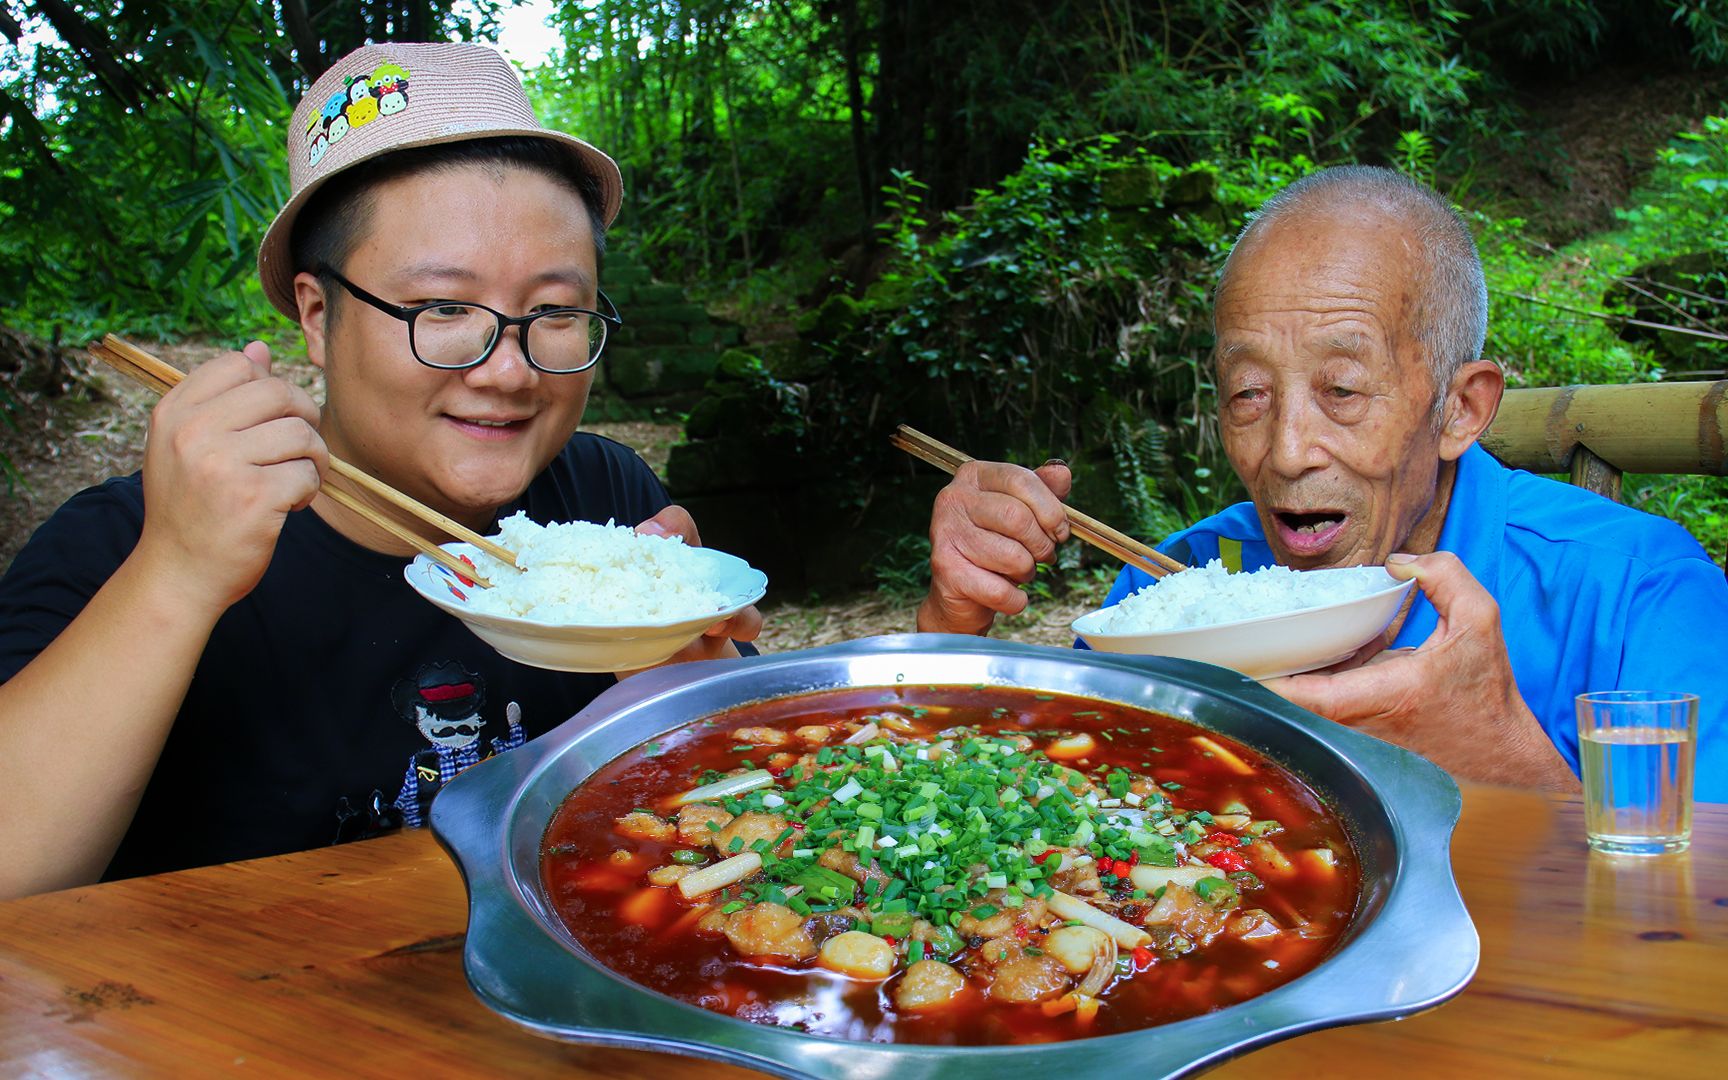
(431, 634, 1477, 1079)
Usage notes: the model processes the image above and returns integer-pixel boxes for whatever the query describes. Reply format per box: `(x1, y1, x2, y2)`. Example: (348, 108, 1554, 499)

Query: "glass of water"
(1576, 690, 1698, 855)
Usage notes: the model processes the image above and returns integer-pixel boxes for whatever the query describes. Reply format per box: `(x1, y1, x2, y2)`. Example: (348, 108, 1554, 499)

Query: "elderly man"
(920, 165, 1727, 799)
(0, 42, 758, 898)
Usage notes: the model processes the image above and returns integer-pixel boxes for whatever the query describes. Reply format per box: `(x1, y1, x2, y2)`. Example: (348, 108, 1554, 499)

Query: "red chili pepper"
(882, 935, 897, 946)
(790, 822, 805, 829)
(1204, 831, 1240, 848)
(1132, 946, 1155, 970)
(1113, 858, 1134, 878)
(767, 765, 787, 777)
(1128, 850, 1140, 867)
(1014, 925, 1029, 940)
(1204, 848, 1249, 873)
(1030, 849, 1056, 865)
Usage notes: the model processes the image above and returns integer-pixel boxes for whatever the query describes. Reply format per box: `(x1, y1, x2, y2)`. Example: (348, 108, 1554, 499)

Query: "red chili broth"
(540, 686, 1360, 1045)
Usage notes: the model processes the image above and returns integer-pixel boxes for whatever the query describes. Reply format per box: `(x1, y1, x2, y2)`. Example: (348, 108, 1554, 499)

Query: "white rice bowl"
(1072, 561, 1415, 680)
(403, 514, 768, 673)
(463, 513, 731, 624)
(1093, 560, 1391, 634)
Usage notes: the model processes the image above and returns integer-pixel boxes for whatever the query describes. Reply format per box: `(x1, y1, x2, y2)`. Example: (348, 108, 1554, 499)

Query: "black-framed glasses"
(319, 263, 622, 374)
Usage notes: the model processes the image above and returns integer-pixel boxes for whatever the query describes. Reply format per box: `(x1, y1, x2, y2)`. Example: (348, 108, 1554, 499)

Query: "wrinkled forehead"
(1213, 211, 1426, 364)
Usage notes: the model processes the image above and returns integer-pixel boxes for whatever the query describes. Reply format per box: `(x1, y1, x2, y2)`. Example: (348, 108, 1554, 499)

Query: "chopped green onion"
(671, 769, 775, 807)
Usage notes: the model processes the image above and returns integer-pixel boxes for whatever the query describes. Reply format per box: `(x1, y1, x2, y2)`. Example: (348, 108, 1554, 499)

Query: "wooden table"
(1, 786, 1723, 1078)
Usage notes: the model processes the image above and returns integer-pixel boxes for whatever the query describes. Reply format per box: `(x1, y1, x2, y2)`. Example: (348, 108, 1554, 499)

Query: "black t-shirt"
(0, 433, 671, 879)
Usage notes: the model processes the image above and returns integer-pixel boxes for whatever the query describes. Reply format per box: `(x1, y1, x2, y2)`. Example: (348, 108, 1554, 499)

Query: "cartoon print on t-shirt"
(390, 661, 525, 827)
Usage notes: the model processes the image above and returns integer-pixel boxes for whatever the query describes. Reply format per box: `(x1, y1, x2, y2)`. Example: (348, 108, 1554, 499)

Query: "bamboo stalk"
(1489, 289, 1728, 343)
(88, 334, 519, 583)
(890, 424, 1187, 578)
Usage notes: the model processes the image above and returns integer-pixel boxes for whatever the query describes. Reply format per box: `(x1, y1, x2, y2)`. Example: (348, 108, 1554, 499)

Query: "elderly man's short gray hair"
(1215, 165, 1488, 411)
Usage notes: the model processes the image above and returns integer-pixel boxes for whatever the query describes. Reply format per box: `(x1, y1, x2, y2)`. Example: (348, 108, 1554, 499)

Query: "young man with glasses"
(0, 43, 759, 898)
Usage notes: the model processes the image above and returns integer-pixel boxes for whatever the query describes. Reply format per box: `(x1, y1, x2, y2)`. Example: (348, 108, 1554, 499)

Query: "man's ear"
(1439, 359, 1504, 461)
(294, 271, 331, 371)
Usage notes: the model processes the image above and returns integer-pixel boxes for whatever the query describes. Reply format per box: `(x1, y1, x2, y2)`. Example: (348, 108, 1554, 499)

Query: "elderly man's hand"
(1265, 551, 1579, 790)
(616, 506, 762, 679)
(917, 460, 1073, 636)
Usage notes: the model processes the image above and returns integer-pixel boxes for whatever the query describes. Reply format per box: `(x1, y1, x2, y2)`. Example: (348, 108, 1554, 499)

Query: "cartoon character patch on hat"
(344, 75, 380, 128)
(372, 61, 410, 117)
(304, 114, 329, 168)
(303, 61, 414, 167)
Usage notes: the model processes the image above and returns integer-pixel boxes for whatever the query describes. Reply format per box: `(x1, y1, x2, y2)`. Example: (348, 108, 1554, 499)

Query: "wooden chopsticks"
(88, 334, 518, 588)
(891, 424, 1188, 579)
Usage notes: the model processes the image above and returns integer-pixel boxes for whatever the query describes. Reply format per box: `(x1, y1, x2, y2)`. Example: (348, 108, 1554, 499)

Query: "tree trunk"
(0, 3, 24, 43)
(279, 0, 325, 80)
(836, 0, 874, 228)
(30, 0, 154, 109)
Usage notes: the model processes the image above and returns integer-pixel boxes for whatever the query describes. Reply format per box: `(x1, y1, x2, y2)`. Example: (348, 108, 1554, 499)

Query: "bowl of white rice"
(405, 512, 768, 673)
(1071, 561, 1416, 680)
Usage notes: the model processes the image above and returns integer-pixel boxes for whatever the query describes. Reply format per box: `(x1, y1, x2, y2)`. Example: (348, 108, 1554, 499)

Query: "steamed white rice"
(1094, 560, 1388, 634)
(462, 512, 731, 624)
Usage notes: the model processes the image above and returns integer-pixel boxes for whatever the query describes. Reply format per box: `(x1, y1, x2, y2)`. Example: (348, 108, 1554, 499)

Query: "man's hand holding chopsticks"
(136, 342, 327, 619)
(918, 460, 1072, 636)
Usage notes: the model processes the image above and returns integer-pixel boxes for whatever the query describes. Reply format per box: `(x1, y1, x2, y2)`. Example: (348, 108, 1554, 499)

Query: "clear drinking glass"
(1575, 690, 1698, 855)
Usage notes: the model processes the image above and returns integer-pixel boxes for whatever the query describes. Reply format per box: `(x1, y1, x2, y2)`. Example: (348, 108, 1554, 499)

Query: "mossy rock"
(687, 322, 743, 347)
(684, 383, 755, 440)
(1165, 167, 1219, 207)
(667, 436, 820, 495)
(1618, 251, 1727, 367)
(606, 346, 718, 398)
(860, 276, 912, 311)
(1100, 209, 1170, 250)
(1100, 164, 1166, 210)
(602, 262, 652, 287)
(795, 292, 866, 341)
(712, 349, 765, 382)
(635, 283, 685, 306)
(609, 321, 686, 348)
(761, 340, 827, 382)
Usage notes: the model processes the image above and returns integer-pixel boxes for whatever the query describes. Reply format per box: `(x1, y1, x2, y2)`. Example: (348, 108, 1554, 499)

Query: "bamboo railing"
(1480, 380, 1728, 502)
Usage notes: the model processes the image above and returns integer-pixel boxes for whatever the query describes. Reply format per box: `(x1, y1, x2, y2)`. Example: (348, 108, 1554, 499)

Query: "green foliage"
(871, 532, 931, 595)
(1082, 0, 1484, 179)
(1480, 113, 1728, 555)
(771, 135, 1246, 543)
(0, 1, 506, 342)
(1466, 0, 1728, 68)
(534, 0, 869, 295)
(1395, 130, 1438, 187)
(1482, 113, 1728, 388)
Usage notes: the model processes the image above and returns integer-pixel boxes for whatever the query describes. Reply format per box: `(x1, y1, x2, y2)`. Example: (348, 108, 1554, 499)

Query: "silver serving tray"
(431, 634, 1477, 1079)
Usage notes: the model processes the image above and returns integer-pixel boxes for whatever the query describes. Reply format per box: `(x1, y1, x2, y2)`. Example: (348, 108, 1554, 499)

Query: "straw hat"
(255, 42, 623, 320)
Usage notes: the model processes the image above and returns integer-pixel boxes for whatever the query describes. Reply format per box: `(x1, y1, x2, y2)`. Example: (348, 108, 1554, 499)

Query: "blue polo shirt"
(1094, 444, 1728, 802)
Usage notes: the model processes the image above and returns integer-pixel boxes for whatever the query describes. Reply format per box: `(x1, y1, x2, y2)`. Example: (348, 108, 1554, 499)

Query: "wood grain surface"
(1, 786, 1723, 1079)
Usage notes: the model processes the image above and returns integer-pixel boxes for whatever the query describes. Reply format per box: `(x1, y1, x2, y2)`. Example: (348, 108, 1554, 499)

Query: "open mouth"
(1271, 509, 1347, 557)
